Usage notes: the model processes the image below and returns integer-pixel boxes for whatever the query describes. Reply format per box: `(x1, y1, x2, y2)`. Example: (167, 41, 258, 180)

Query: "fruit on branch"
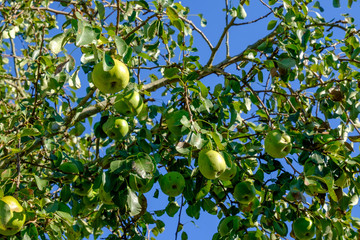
(233, 181, 256, 204)
(114, 90, 144, 116)
(219, 161, 237, 181)
(137, 104, 149, 121)
(159, 172, 185, 197)
(264, 129, 292, 158)
(218, 216, 242, 237)
(0, 196, 26, 236)
(198, 150, 227, 179)
(92, 58, 129, 94)
(59, 162, 79, 183)
(165, 110, 190, 137)
(292, 217, 316, 240)
(102, 117, 129, 140)
(128, 174, 154, 194)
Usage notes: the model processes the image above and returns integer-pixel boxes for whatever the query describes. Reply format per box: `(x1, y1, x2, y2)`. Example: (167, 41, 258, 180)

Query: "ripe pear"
(92, 58, 129, 94)
(102, 117, 129, 140)
(198, 150, 227, 179)
(264, 130, 292, 158)
(159, 172, 185, 197)
(114, 90, 144, 116)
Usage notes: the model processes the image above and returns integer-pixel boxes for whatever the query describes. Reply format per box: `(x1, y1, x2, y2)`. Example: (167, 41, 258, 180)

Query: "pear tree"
(1, 0, 360, 239)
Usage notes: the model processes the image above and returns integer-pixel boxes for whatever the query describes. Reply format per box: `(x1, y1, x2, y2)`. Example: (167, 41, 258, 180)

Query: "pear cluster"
(91, 57, 147, 141)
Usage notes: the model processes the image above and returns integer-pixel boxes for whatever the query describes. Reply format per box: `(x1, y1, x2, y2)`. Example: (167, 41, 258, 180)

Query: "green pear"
(219, 161, 237, 181)
(198, 150, 227, 179)
(218, 216, 242, 237)
(159, 172, 185, 197)
(102, 117, 129, 140)
(264, 129, 292, 158)
(233, 181, 256, 204)
(92, 58, 129, 94)
(114, 90, 144, 116)
(0, 196, 25, 236)
(292, 217, 316, 240)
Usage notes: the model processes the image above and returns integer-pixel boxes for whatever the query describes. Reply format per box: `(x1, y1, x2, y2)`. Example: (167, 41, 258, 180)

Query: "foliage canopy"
(1, 0, 360, 239)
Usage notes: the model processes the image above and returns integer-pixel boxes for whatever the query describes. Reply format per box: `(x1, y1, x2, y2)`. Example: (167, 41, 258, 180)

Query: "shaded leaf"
(35, 175, 48, 191)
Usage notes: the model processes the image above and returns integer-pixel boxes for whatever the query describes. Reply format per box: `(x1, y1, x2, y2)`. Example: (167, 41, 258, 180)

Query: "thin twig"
(175, 196, 184, 240)
(123, 13, 158, 40)
(225, 0, 230, 58)
(233, 11, 272, 26)
(179, 16, 213, 49)
(206, 17, 236, 67)
(115, 0, 120, 35)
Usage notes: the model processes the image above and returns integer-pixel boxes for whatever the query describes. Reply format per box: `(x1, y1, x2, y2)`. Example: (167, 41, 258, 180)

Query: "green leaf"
(132, 154, 154, 178)
(277, 58, 296, 69)
(165, 201, 180, 217)
(76, 21, 100, 46)
(114, 36, 129, 57)
(186, 202, 201, 219)
(198, 14, 207, 27)
(309, 175, 338, 202)
(0, 200, 12, 227)
(147, 20, 158, 39)
(333, 0, 340, 8)
(34, 175, 48, 191)
(127, 188, 141, 216)
(95, 1, 105, 20)
(110, 160, 132, 174)
(69, 69, 81, 89)
(181, 231, 188, 240)
(132, 0, 149, 9)
(197, 81, 209, 98)
(267, 20, 277, 30)
(166, 6, 179, 22)
(209, 132, 225, 151)
(69, 122, 85, 136)
(237, 4, 247, 19)
(195, 180, 211, 200)
(164, 67, 180, 79)
(57, 202, 73, 223)
(351, 48, 360, 59)
(21, 128, 41, 137)
(103, 52, 115, 71)
(189, 132, 203, 149)
(202, 198, 217, 215)
(173, 19, 184, 32)
(49, 33, 66, 54)
(60, 184, 71, 202)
